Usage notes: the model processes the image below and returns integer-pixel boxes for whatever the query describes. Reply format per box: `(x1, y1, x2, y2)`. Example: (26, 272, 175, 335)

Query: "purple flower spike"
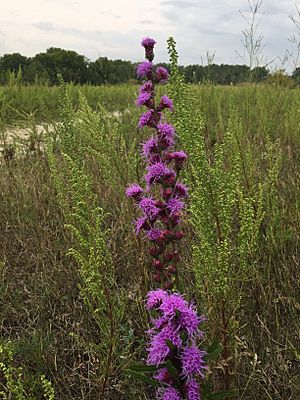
(186, 379, 200, 400)
(157, 387, 182, 400)
(136, 91, 152, 107)
(156, 66, 169, 84)
(138, 109, 154, 128)
(158, 95, 173, 111)
(126, 183, 144, 200)
(127, 38, 207, 398)
(136, 61, 153, 78)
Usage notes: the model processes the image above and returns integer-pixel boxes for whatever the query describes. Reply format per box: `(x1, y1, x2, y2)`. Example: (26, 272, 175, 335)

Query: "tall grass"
(0, 79, 299, 399)
(0, 84, 138, 126)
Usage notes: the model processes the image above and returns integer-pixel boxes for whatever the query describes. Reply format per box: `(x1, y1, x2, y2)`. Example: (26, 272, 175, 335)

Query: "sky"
(0, 0, 299, 69)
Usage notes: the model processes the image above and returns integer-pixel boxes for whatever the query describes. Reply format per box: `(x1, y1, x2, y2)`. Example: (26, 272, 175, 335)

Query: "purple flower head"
(145, 162, 176, 188)
(147, 324, 182, 365)
(167, 198, 185, 216)
(147, 227, 162, 241)
(159, 292, 188, 318)
(156, 66, 169, 84)
(136, 61, 152, 78)
(181, 345, 207, 378)
(174, 183, 189, 198)
(158, 95, 173, 111)
(167, 151, 188, 168)
(136, 91, 152, 107)
(157, 387, 182, 400)
(186, 379, 200, 400)
(135, 215, 150, 235)
(179, 307, 206, 338)
(141, 37, 156, 61)
(138, 109, 155, 128)
(154, 368, 172, 384)
(139, 197, 160, 220)
(126, 184, 144, 200)
(142, 136, 159, 158)
(146, 289, 168, 310)
(141, 37, 156, 48)
(139, 80, 153, 93)
(157, 123, 176, 147)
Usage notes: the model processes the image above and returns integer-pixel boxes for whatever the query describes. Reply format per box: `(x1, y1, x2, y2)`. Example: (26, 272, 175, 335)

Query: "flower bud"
(141, 37, 156, 62)
(155, 200, 165, 208)
(163, 281, 173, 290)
(171, 212, 181, 225)
(162, 188, 173, 200)
(167, 265, 177, 274)
(153, 260, 163, 270)
(164, 174, 176, 186)
(161, 216, 170, 226)
(160, 230, 173, 241)
(165, 272, 173, 280)
(165, 250, 179, 261)
(149, 247, 159, 257)
(175, 231, 185, 240)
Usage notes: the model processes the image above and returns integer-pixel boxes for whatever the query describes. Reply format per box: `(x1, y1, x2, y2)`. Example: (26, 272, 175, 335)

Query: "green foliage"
(265, 71, 294, 88)
(0, 341, 26, 400)
(47, 80, 127, 397)
(0, 83, 137, 125)
(292, 67, 300, 84)
(40, 376, 55, 400)
(168, 37, 281, 307)
(0, 341, 55, 400)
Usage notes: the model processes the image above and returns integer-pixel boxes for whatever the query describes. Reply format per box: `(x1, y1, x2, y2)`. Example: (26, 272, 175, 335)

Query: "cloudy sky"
(0, 0, 299, 69)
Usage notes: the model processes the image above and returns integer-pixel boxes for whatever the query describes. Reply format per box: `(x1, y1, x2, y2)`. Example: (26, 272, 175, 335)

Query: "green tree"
(23, 60, 49, 84)
(252, 66, 269, 82)
(0, 53, 29, 73)
(292, 67, 300, 85)
(34, 48, 88, 84)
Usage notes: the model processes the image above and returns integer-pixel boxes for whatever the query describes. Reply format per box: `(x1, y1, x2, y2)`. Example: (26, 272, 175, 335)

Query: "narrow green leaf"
(166, 359, 179, 381)
(166, 339, 176, 352)
(124, 369, 161, 387)
(128, 363, 164, 372)
(204, 340, 223, 362)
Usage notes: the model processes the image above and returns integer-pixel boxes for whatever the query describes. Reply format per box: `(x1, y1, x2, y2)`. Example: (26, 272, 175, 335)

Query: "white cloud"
(0, 0, 299, 68)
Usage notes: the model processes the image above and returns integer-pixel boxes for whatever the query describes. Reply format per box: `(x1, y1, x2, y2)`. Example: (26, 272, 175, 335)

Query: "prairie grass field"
(0, 80, 299, 399)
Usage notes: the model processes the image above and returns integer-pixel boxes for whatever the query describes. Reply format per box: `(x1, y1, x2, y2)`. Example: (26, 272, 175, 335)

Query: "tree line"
(0, 47, 299, 86)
